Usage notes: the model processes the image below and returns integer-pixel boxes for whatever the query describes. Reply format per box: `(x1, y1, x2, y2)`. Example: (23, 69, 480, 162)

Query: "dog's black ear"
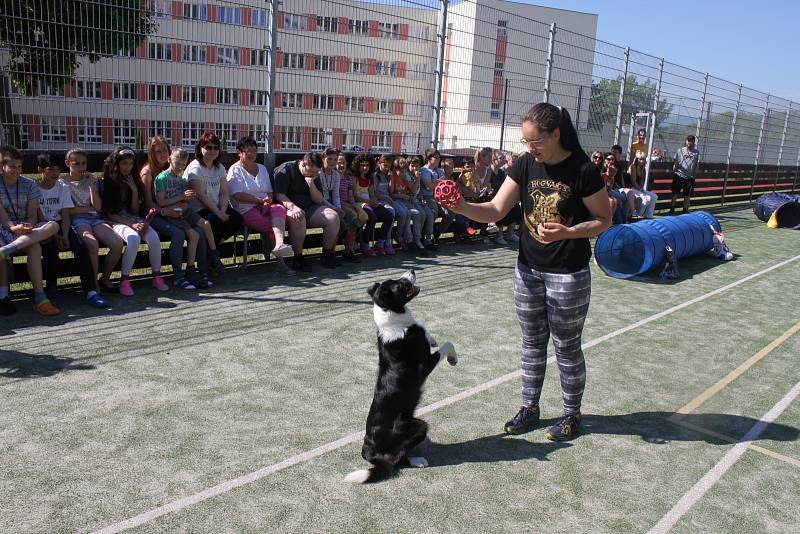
(368, 282, 380, 298)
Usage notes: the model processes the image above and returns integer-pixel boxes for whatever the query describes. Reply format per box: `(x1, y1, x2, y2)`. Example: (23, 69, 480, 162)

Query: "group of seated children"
(0, 139, 525, 317)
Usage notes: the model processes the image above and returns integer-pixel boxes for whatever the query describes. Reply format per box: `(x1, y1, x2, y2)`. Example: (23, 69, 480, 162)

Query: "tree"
(587, 75, 673, 132)
(1, 0, 157, 145)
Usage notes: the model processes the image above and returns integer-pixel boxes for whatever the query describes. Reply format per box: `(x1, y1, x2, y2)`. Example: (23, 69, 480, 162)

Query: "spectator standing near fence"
(0, 146, 61, 316)
(450, 104, 611, 441)
(273, 152, 341, 270)
(630, 128, 649, 162)
(100, 147, 169, 296)
(65, 148, 124, 295)
(37, 153, 109, 307)
(669, 135, 700, 214)
(185, 132, 239, 276)
(140, 135, 204, 288)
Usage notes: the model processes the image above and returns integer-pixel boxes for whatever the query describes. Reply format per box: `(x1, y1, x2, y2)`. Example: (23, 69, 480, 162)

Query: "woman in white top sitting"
(226, 136, 293, 261)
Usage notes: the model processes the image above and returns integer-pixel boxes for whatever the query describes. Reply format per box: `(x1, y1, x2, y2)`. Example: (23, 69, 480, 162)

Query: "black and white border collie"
(345, 269, 457, 484)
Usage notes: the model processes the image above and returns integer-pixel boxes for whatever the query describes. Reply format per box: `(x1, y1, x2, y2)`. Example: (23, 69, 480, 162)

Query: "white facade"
(3, 0, 596, 155)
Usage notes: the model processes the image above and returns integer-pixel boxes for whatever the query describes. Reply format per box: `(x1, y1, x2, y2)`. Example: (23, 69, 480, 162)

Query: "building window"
(182, 85, 206, 104)
(218, 7, 241, 25)
(310, 128, 332, 150)
(281, 93, 303, 109)
(378, 22, 399, 38)
(497, 20, 508, 38)
(349, 19, 368, 35)
(376, 100, 395, 114)
(490, 102, 501, 119)
(251, 49, 268, 68)
(284, 14, 306, 30)
(373, 131, 391, 152)
(375, 61, 397, 77)
(183, 45, 207, 63)
(150, 0, 171, 19)
(217, 123, 237, 147)
(117, 48, 136, 58)
(12, 115, 28, 144)
(41, 116, 67, 142)
(344, 129, 364, 150)
(250, 90, 268, 106)
(113, 119, 136, 145)
(350, 58, 367, 74)
(183, 3, 207, 21)
(148, 120, 171, 140)
(345, 96, 365, 112)
(252, 9, 268, 27)
(316, 16, 338, 33)
(313, 94, 334, 110)
(407, 63, 428, 81)
(216, 88, 240, 105)
(314, 55, 336, 72)
(148, 42, 172, 61)
(409, 26, 429, 42)
(78, 117, 102, 144)
(249, 124, 267, 144)
(217, 47, 240, 65)
(38, 82, 64, 97)
(76, 80, 101, 99)
(282, 53, 305, 69)
(149, 84, 172, 102)
(280, 126, 302, 150)
(183, 122, 203, 146)
(114, 82, 136, 100)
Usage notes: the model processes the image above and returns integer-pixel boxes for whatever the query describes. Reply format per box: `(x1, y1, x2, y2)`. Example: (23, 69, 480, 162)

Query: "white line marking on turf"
(648, 380, 800, 534)
(92, 253, 800, 534)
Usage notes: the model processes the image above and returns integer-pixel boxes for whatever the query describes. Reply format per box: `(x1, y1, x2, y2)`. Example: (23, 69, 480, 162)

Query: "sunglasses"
(592, 155, 602, 159)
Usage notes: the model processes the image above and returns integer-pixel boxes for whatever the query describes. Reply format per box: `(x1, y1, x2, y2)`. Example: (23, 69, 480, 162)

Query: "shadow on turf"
(582, 412, 799, 445)
(625, 253, 739, 285)
(419, 432, 572, 468)
(0, 349, 96, 379)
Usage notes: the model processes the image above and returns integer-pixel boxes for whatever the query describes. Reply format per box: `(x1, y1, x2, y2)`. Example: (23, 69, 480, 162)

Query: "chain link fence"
(2, 0, 799, 178)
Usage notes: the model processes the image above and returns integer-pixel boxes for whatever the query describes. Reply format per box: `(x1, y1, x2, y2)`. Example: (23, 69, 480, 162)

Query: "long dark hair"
(522, 103, 588, 163)
(101, 146, 142, 216)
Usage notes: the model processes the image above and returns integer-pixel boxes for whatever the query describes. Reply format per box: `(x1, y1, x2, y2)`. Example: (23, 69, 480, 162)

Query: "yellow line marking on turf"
(670, 320, 800, 419)
(748, 445, 800, 467)
(671, 418, 800, 469)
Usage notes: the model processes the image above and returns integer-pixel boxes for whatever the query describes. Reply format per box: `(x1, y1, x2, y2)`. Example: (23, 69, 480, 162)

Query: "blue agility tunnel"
(753, 193, 800, 229)
(594, 211, 721, 279)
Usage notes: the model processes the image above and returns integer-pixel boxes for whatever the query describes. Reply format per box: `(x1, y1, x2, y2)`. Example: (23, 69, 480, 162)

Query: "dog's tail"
(344, 463, 393, 484)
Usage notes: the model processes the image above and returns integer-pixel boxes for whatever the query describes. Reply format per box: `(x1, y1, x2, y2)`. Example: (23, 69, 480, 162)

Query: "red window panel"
(338, 17, 349, 34)
(64, 82, 77, 98)
(301, 127, 312, 151)
(335, 56, 348, 73)
(171, 121, 182, 147)
(239, 90, 250, 107)
(396, 61, 407, 78)
(136, 41, 147, 59)
(399, 24, 409, 40)
(171, 1, 183, 19)
(303, 94, 313, 109)
(207, 46, 217, 64)
(365, 97, 375, 113)
(204, 122, 215, 134)
(364, 130, 374, 150)
(136, 83, 148, 101)
(334, 95, 345, 112)
(332, 128, 344, 150)
(171, 84, 181, 103)
(205, 87, 216, 105)
(391, 132, 402, 153)
(368, 20, 380, 37)
(307, 14, 317, 31)
(274, 91, 282, 107)
(241, 48, 251, 66)
(66, 117, 78, 143)
(305, 53, 316, 70)
(172, 43, 182, 62)
(276, 12, 284, 29)
(367, 59, 377, 75)
(101, 82, 113, 100)
(242, 7, 251, 26)
(394, 100, 404, 116)
(276, 50, 284, 68)
(101, 118, 113, 144)
(207, 4, 217, 22)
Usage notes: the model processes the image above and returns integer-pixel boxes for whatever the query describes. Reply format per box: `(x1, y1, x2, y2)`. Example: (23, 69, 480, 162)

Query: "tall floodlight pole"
(266, 0, 279, 172)
(542, 23, 556, 103)
(722, 85, 743, 205)
(613, 47, 630, 146)
(750, 94, 770, 202)
(430, 0, 449, 149)
(643, 58, 664, 191)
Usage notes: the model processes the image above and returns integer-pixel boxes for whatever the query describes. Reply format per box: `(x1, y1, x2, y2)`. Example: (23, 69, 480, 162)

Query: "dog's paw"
(440, 341, 457, 366)
(427, 334, 438, 347)
(344, 469, 372, 484)
(407, 456, 428, 468)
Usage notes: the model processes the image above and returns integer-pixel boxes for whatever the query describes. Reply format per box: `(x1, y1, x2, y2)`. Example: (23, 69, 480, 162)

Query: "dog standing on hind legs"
(345, 269, 458, 484)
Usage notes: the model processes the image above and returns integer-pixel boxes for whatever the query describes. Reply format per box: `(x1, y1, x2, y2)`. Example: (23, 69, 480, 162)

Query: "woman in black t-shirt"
(450, 103, 611, 441)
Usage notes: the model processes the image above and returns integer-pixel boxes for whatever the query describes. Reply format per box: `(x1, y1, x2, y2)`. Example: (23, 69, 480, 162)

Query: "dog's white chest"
(373, 305, 418, 343)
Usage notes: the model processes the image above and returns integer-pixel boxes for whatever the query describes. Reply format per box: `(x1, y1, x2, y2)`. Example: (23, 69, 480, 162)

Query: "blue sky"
(533, 0, 800, 104)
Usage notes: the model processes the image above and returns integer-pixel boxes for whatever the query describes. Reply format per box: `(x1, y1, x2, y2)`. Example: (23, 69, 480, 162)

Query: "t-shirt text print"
(524, 178, 574, 244)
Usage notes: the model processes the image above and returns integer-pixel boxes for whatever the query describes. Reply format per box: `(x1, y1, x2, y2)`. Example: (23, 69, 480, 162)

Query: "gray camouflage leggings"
(514, 263, 591, 415)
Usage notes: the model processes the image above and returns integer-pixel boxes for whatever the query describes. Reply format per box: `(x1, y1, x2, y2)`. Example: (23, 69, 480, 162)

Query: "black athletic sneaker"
(320, 251, 340, 268)
(341, 251, 361, 263)
(291, 256, 313, 273)
(0, 296, 17, 316)
(546, 413, 582, 441)
(503, 405, 540, 435)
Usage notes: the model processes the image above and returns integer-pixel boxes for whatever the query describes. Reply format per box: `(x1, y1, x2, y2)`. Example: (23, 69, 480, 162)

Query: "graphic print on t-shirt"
(524, 178, 573, 244)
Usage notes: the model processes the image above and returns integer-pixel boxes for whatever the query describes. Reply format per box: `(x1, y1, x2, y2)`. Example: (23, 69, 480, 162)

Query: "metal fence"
(2, 0, 800, 175)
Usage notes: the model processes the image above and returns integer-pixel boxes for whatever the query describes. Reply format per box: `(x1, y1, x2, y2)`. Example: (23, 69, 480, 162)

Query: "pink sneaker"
(152, 275, 169, 292)
(119, 278, 134, 297)
(384, 243, 396, 255)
